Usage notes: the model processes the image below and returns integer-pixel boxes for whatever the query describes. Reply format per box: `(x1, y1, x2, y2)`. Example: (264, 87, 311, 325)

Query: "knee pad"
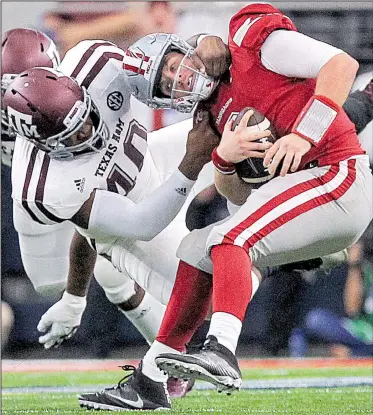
(94, 256, 136, 305)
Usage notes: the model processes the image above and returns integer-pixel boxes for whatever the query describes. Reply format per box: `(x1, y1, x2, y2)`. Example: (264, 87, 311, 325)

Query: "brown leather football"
(231, 107, 278, 187)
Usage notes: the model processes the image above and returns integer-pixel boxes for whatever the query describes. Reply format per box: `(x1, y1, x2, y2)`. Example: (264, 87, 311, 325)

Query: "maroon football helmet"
(1, 28, 60, 139)
(3, 67, 109, 159)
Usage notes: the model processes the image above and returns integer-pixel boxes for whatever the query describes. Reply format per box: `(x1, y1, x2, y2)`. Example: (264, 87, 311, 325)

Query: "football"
(231, 107, 278, 186)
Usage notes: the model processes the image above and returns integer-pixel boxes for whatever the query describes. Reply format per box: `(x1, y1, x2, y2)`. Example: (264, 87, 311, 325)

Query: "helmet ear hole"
(40, 43, 44, 52)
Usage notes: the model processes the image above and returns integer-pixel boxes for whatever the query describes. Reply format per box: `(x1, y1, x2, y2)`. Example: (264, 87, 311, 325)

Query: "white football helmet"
(124, 33, 217, 113)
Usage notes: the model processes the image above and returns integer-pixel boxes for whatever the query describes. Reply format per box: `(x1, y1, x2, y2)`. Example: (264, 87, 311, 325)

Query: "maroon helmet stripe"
(71, 42, 114, 79)
(81, 52, 124, 89)
(21, 147, 45, 224)
(34, 153, 64, 223)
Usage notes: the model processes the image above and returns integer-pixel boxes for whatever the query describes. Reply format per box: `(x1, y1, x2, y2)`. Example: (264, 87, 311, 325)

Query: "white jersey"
(12, 40, 156, 227)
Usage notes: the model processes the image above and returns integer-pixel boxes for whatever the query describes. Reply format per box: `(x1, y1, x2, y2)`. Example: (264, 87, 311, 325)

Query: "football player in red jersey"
(77, 4, 373, 412)
(150, 0, 373, 386)
(147, 1, 372, 392)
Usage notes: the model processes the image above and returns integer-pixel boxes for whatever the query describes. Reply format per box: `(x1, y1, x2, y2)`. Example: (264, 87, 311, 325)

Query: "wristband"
(291, 95, 340, 146)
(212, 147, 236, 175)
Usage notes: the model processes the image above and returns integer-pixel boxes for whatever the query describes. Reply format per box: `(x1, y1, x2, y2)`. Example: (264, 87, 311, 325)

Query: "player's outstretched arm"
(71, 112, 220, 241)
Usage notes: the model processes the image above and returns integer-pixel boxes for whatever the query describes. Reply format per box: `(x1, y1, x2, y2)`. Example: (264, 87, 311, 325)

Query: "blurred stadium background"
(1, 1, 372, 364)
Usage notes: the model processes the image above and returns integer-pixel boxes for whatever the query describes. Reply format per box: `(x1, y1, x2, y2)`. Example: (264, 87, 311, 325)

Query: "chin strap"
(291, 95, 340, 146)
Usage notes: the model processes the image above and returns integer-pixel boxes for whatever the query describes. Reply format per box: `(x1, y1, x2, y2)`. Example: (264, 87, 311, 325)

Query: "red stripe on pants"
(243, 159, 356, 250)
(223, 164, 341, 245)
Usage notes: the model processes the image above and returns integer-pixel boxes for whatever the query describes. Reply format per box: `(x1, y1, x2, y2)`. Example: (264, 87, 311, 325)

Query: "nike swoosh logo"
(106, 392, 144, 409)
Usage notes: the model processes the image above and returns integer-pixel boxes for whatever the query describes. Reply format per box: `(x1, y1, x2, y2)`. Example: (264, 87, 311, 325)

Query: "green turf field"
(2, 365, 373, 414)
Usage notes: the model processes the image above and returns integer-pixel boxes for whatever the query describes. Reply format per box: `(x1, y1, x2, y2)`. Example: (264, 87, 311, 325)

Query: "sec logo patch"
(107, 91, 124, 111)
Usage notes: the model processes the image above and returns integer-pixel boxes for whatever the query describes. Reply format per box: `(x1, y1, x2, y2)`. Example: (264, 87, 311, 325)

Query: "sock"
(211, 244, 253, 321)
(207, 312, 242, 354)
(156, 260, 212, 350)
(119, 292, 165, 345)
(142, 340, 179, 382)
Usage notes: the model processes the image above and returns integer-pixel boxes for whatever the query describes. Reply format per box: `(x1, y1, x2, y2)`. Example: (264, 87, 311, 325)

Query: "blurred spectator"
(173, 2, 242, 42)
(1, 301, 15, 350)
(289, 222, 373, 357)
(43, 1, 176, 56)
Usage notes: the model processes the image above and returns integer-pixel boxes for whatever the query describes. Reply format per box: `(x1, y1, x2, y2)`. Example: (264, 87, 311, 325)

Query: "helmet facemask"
(169, 50, 217, 113)
(37, 87, 109, 160)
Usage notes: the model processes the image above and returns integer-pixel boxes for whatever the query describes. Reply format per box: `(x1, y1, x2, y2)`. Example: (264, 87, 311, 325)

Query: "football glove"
(37, 291, 87, 349)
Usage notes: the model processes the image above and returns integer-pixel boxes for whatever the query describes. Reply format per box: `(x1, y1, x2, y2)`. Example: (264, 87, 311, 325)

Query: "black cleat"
(78, 363, 171, 411)
(155, 335, 241, 393)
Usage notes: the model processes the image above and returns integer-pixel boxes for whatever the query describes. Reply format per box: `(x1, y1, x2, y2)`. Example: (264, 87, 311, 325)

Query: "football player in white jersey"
(2, 34, 179, 356)
(2, 31, 234, 399)
(3, 34, 239, 349)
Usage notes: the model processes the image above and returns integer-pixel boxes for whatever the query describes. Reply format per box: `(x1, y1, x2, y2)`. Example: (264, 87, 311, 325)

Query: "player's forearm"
(214, 170, 251, 206)
(66, 231, 96, 297)
(315, 53, 359, 107)
(89, 169, 195, 242)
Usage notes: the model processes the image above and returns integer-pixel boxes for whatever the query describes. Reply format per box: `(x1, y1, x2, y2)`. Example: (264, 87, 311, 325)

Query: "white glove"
(37, 291, 87, 349)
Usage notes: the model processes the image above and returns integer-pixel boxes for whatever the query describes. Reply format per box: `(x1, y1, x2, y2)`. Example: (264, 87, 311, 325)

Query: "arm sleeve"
(343, 90, 373, 134)
(260, 30, 345, 78)
(88, 169, 195, 241)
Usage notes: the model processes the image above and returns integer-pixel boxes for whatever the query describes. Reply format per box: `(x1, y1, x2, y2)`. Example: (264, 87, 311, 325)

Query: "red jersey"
(198, 4, 365, 169)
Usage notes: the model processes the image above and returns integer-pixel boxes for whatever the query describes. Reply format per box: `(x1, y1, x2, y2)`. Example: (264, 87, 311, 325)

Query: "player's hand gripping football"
(263, 133, 312, 177)
(37, 292, 87, 349)
(192, 35, 231, 78)
(179, 111, 220, 180)
(217, 109, 273, 163)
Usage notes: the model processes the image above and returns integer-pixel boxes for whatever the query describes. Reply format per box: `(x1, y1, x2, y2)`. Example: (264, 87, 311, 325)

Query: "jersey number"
(106, 119, 147, 194)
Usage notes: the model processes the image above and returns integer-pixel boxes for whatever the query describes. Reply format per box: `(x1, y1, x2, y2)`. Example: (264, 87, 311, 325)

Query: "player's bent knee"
(94, 256, 137, 304)
(176, 227, 214, 274)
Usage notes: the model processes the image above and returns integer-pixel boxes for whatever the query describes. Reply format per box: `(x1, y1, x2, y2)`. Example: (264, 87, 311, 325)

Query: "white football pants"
(177, 156, 373, 274)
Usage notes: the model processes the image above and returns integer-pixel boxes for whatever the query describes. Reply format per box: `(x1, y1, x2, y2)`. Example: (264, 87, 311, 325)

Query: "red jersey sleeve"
(228, 4, 297, 57)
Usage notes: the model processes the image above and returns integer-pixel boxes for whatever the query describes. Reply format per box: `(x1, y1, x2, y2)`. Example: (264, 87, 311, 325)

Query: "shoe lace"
(117, 364, 137, 386)
(104, 364, 136, 391)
